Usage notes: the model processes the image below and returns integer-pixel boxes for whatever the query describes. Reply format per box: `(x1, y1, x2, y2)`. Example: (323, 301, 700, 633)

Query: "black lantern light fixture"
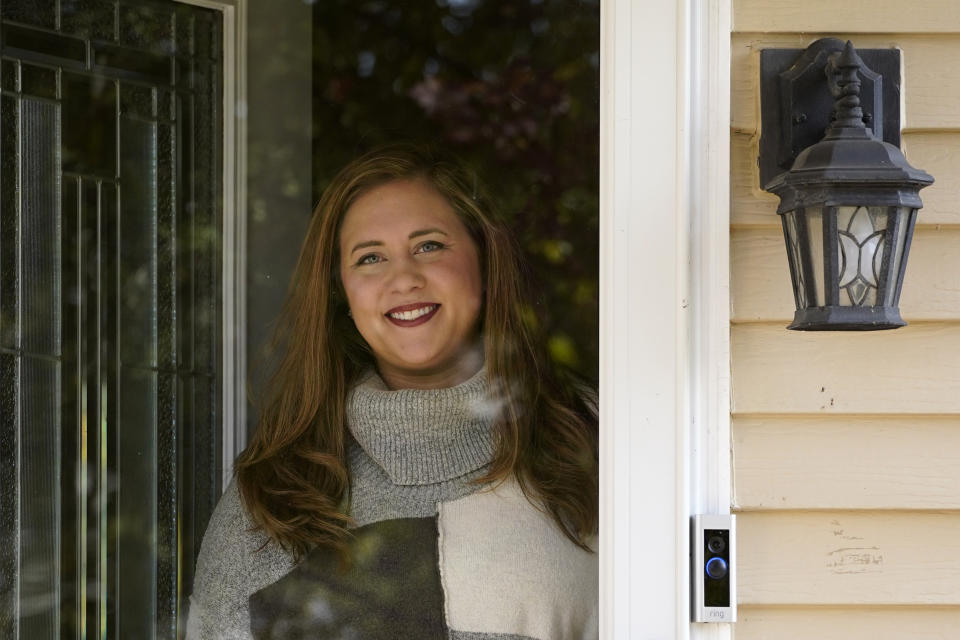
(759, 39, 934, 330)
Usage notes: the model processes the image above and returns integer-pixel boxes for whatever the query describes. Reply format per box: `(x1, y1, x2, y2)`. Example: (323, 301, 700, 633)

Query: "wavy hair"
(235, 143, 598, 559)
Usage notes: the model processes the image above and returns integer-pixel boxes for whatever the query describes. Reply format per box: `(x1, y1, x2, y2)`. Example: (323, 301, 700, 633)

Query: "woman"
(187, 144, 598, 639)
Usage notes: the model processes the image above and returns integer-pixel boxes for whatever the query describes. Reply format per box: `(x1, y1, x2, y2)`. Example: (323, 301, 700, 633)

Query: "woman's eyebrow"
(350, 239, 383, 255)
(408, 227, 449, 240)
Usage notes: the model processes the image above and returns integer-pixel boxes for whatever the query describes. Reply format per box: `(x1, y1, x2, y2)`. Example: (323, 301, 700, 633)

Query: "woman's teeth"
(388, 305, 437, 321)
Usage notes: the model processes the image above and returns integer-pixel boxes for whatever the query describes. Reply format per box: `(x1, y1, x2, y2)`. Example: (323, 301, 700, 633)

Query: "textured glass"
(117, 368, 157, 640)
(782, 211, 807, 309)
(62, 73, 118, 177)
(120, 83, 156, 120)
(1, 59, 21, 92)
(3, 2, 223, 636)
(804, 208, 825, 307)
(21, 100, 62, 357)
(119, 3, 174, 54)
(886, 206, 913, 306)
(0, 24, 87, 64)
(1, 0, 57, 29)
(20, 64, 57, 100)
(156, 372, 177, 640)
(837, 205, 887, 307)
(174, 11, 194, 58)
(19, 358, 61, 639)
(119, 116, 158, 367)
(156, 88, 172, 121)
(0, 354, 19, 639)
(195, 15, 213, 61)
(1, 95, 20, 350)
(60, 0, 118, 41)
(157, 124, 175, 370)
(93, 43, 172, 85)
(59, 174, 82, 640)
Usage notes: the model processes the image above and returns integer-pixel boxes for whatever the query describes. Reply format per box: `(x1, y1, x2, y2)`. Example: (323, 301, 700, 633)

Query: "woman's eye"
(416, 240, 445, 254)
(357, 254, 382, 265)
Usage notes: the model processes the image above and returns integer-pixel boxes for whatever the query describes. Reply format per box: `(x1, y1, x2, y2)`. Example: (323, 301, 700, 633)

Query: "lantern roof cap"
(768, 41, 933, 212)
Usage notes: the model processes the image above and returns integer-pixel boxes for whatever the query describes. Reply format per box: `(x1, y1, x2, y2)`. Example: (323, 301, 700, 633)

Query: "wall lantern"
(759, 39, 934, 330)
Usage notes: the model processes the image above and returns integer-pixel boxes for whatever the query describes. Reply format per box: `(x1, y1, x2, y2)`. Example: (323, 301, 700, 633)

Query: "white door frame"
(174, 0, 248, 488)
(599, 0, 731, 637)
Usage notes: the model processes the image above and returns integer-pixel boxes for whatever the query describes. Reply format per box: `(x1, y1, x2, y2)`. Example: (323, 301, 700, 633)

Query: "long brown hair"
(235, 143, 598, 559)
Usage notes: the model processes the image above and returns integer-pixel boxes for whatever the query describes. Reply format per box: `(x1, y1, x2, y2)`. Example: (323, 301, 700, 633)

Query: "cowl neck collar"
(346, 368, 497, 486)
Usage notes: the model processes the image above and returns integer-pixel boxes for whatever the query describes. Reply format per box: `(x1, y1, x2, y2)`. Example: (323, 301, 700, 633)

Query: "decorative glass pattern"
(0, 2, 222, 637)
(836, 205, 887, 306)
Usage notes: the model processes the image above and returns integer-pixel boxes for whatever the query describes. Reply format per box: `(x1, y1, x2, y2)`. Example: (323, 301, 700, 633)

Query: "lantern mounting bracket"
(759, 38, 902, 188)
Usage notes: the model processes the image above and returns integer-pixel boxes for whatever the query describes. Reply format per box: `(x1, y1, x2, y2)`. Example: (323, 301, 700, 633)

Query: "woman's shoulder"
(195, 478, 297, 575)
(187, 479, 298, 639)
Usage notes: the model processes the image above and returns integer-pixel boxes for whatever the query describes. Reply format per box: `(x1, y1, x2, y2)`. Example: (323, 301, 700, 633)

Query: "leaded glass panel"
(836, 205, 887, 307)
(0, 1, 223, 637)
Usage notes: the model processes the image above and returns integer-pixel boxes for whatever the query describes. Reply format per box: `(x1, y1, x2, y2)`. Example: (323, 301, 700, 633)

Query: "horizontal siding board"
(731, 131, 960, 227)
(736, 606, 960, 640)
(734, 0, 960, 34)
(737, 511, 960, 605)
(733, 416, 960, 510)
(732, 34, 960, 133)
(731, 227, 960, 322)
(731, 323, 960, 414)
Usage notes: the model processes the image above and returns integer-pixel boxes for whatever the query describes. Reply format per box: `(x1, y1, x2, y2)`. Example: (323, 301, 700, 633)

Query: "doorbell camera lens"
(705, 556, 728, 580)
(707, 535, 725, 554)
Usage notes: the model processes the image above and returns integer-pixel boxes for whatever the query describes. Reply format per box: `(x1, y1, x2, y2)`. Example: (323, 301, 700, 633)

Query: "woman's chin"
(376, 350, 484, 389)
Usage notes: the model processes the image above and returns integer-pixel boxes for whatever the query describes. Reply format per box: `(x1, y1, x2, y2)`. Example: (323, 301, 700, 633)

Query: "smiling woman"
(186, 145, 599, 639)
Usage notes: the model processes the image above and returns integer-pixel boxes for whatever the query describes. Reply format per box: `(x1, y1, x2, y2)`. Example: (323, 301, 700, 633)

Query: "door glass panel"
(0, 1, 223, 637)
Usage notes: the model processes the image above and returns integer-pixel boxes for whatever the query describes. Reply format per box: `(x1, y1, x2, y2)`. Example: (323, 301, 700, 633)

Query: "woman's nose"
(388, 257, 426, 292)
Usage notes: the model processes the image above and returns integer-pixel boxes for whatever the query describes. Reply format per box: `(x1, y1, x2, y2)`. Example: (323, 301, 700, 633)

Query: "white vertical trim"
(685, 0, 733, 634)
(600, 0, 684, 635)
(600, 0, 730, 636)
(174, 0, 248, 490)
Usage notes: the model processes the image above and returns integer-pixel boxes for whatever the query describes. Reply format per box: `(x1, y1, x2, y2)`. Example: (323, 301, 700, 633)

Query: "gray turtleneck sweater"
(186, 369, 598, 639)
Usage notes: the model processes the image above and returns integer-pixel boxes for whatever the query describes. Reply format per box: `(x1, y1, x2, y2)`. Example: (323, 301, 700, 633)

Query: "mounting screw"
(793, 113, 808, 124)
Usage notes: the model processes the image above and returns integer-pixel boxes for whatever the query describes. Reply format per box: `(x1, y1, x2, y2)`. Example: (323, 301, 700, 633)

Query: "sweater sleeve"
(185, 479, 295, 640)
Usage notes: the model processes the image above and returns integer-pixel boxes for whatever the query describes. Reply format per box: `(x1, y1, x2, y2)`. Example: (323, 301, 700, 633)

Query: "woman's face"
(338, 178, 484, 389)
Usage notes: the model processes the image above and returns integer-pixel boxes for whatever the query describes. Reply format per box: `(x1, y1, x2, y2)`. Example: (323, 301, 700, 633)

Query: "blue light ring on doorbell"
(692, 514, 736, 623)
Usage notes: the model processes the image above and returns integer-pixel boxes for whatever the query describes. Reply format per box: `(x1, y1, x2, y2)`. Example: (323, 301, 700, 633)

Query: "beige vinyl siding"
(736, 607, 960, 640)
(730, 4, 960, 638)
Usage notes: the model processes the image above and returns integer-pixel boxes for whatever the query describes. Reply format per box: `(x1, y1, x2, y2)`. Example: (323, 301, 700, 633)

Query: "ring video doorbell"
(692, 514, 736, 623)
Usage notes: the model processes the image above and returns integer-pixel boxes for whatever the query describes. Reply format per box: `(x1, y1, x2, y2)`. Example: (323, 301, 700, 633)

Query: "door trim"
(599, 0, 731, 636)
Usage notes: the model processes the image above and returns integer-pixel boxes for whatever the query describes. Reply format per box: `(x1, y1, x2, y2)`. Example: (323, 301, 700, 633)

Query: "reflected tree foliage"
(312, 0, 599, 382)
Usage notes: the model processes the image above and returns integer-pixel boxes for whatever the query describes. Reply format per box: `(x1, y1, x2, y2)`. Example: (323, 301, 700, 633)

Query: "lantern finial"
(826, 41, 867, 132)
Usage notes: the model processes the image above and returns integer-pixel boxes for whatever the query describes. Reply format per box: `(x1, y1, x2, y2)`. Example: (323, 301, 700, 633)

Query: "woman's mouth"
(385, 303, 440, 327)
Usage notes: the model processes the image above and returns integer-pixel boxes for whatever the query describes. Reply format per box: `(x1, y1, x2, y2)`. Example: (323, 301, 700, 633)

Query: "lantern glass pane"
(836, 205, 887, 307)
(805, 207, 825, 307)
(885, 206, 914, 306)
(782, 210, 808, 309)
